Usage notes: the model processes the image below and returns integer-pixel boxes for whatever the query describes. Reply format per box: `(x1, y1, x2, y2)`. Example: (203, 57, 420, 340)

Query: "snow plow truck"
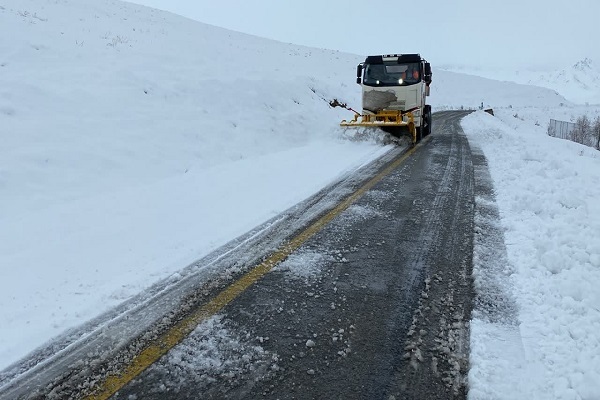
(341, 54, 432, 144)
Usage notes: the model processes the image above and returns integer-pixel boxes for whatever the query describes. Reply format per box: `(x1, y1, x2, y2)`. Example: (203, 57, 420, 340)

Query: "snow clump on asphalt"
(141, 315, 278, 395)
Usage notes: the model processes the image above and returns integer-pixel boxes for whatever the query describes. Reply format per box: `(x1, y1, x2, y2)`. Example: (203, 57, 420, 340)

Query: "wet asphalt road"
(111, 110, 476, 400)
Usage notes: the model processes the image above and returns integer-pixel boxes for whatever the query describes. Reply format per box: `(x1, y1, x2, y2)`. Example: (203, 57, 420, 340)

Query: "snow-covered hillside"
(429, 69, 566, 110)
(440, 58, 600, 105)
(1, 0, 382, 370)
(1, 0, 599, 398)
(528, 58, 600, 105)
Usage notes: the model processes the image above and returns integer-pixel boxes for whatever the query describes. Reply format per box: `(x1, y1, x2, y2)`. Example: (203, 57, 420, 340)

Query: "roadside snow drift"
(463, 110, 600, 400)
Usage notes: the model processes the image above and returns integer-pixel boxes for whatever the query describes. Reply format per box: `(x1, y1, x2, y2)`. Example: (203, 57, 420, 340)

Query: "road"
(0, 110, 476, 400)
(112, 110, 476, 400)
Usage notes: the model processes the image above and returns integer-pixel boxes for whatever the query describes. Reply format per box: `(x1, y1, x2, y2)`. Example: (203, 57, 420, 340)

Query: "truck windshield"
(363, 62, 421, 87)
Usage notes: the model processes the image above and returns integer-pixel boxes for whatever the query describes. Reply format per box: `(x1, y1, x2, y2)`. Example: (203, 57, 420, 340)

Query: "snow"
(463, 110, 600, 399)
(429, 69, 567, 110)
(136, 315, 277, 396)
(440, 58, 600, 105)
(275, 250, 333, 281)
(1, 0, 600, 398)
(0, 0, 387, 369)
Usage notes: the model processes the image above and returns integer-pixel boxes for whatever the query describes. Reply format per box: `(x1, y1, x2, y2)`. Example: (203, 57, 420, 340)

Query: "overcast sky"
(126, 0, 599, 70)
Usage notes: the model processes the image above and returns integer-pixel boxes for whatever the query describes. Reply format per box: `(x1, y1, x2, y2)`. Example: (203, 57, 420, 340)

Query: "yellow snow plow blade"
(341, 110, 417, 143)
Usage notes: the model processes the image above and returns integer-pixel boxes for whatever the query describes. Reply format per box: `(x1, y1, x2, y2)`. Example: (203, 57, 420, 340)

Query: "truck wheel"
(416, 127, 423, 142)
(424, 105, 432, 136)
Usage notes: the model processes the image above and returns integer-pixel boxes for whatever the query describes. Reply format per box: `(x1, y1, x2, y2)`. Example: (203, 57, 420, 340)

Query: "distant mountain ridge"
(573, 57, 594, 71)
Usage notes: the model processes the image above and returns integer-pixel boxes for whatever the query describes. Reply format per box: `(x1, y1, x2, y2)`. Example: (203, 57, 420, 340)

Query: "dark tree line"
(572, 115, 600, 149)
(549, 115, 600, 150)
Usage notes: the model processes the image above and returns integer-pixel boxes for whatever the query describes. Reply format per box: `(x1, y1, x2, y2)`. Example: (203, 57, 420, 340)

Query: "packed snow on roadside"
(463, 108, 600, 400)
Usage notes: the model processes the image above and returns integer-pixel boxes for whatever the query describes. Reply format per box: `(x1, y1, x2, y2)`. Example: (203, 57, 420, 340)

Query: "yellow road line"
(85, 144, 419, 400)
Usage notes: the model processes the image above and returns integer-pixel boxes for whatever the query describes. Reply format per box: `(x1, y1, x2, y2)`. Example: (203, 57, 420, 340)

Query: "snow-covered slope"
(1, 3, 596, 397)
(429, 69, 566, 110)
(528, 58, 600, 105)
(440, 58, 600, 105)
(1, 0, 378, 369)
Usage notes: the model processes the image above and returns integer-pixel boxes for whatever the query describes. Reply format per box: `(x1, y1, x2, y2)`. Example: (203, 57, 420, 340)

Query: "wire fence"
(547, 119, 575, 140)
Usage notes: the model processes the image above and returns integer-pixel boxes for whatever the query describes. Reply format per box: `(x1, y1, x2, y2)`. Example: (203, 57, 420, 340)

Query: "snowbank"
(463, 109, 600, 400)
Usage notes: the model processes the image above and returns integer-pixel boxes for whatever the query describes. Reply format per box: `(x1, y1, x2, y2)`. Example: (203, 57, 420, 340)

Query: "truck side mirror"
(356, 64, 363, 84)
(423, 62, 432, 84)
(424, 63, 431, 75)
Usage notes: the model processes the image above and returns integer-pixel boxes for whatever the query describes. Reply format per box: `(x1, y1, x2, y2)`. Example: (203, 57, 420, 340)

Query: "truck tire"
(424, 105, 432, 136)
(416, 127, 423, 142)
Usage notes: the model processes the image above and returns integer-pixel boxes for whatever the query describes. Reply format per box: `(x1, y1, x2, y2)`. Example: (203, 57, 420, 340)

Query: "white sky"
(125, 0, 600, 69)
